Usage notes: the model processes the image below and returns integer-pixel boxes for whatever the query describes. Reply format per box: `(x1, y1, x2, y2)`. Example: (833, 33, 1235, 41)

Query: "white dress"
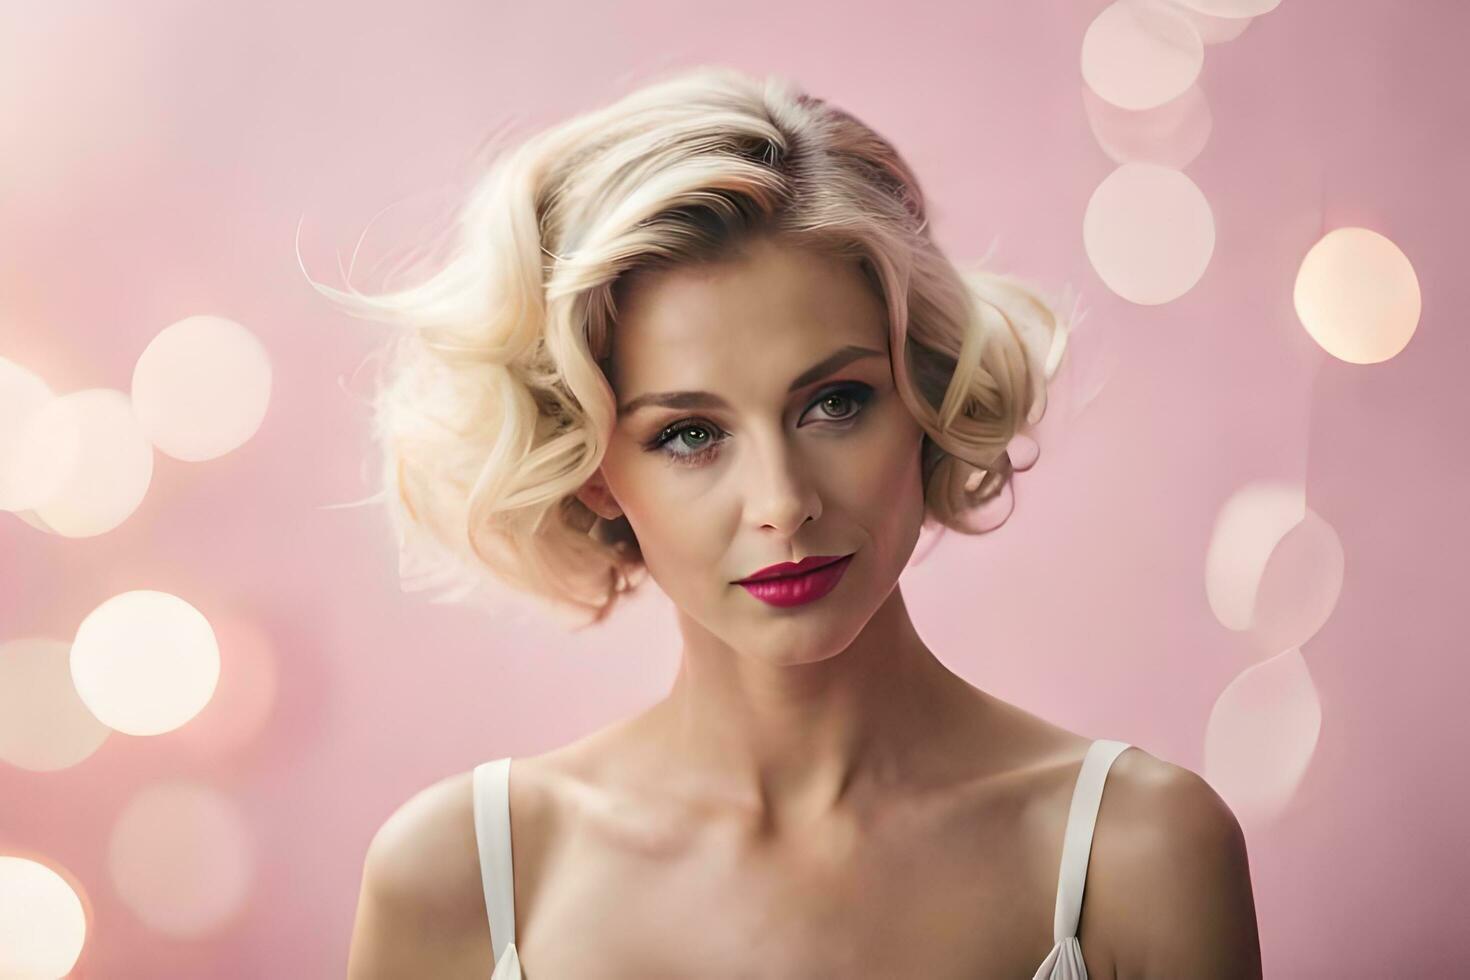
(473, 738, 1132, 979)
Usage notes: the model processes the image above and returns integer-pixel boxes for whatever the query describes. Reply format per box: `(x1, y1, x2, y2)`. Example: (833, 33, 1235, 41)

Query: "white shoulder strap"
(472, 757, 517, 963)
(1052, 739, 1131, 943)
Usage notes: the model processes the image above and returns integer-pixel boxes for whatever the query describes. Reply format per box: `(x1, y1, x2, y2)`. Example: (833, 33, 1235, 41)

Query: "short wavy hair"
(304, 65, 1080, 630)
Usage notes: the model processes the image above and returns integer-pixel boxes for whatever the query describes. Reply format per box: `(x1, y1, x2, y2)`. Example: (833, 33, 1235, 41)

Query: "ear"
(575, 467, 624, 521)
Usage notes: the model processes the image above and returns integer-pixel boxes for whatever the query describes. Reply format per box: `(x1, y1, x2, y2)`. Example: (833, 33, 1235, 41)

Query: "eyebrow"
(617, 344, 887, 417)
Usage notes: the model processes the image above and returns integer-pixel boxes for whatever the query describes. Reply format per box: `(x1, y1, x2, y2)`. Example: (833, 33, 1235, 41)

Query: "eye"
(643, 382, 875, 467)
(809, 387, 866, 423)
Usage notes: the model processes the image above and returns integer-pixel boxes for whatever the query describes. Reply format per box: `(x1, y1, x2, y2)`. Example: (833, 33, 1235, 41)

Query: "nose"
(742, 424, 822, 535)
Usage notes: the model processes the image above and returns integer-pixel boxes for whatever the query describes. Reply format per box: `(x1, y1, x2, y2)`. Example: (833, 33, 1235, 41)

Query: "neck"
(650, 583, 983, 834)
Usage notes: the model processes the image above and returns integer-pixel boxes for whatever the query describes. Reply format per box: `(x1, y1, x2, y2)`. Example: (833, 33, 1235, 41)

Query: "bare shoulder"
(362, 769, 484, 923)
(347, 751, 586, 978)
(1084, 747, 1264, 980)
(347, 769, 492, 978)
(348, 764, 520, 980)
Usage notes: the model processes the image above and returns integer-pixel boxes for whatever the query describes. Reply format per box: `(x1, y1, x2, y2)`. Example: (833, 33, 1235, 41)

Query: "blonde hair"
(303, 65, 1081, 630)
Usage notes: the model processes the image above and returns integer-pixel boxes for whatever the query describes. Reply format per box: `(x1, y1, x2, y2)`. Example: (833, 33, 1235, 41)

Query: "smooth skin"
(347, 236, 1263, 978)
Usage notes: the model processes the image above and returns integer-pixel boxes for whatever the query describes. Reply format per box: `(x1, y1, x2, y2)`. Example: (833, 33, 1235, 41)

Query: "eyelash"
(643, 382, 876, 467)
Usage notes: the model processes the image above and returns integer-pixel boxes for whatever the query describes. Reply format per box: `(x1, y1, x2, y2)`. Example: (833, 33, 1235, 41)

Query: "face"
(577, 235, 928, 666)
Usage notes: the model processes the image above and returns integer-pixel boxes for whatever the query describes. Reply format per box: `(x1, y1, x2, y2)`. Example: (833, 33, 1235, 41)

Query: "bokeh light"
(1294, 227, 1421, 364)
(108, 782, 253, 938)
(1158, 1, 1256, 45)
(0, 358, 81, 516)
(0, 856, 88, 978)
(71, 591, 220, 737)
(1170, 0, 1280, 18)
(29, 388, 154, 538)
(131, 315, 273, 462)
(0, 637, 111, 772)
(1082, 82, 1212, 170)
(10, 508, 60, 534)
(1204, 647, 1323, 824)
(1083, 162, 1216, 304)
(1082, 1, 1204, 111)
(173, 612, 279, 758)
(1251, 506, 1345, 656)
(1205, 480, 1306, 633)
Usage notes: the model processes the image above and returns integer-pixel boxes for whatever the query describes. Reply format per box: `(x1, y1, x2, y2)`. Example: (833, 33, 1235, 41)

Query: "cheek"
(598, 440, 725, 585)
(827, 405, 925, 514)
(638, 516, 714, 579)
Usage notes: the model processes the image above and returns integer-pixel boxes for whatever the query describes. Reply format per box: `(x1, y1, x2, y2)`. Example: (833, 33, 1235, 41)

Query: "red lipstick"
(735, 554, 848, 583)
(735, 554, 855, 608)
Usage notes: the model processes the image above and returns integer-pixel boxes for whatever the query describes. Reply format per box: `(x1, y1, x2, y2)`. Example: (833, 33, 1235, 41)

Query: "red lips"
(735, 554, 848, 584)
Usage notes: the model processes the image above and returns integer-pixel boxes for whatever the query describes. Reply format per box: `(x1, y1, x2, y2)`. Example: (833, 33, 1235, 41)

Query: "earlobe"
(575, 473, 624, 522)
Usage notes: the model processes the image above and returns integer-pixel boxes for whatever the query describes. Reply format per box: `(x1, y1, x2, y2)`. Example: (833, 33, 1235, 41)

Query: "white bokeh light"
(0, 856, 88, 978)
(1251, 506, 1345, 655)
(109, 781, 253, 938)
(1294, 227, 1421, 364)
(1205, 480, 1305, 633)
(30, 388, 153, 537)
(1087, 81, 1211, 171)
(175, 612, 279, 758)
(1170, 0, 1280, 18)
(0, 358, 81, 515)
(1082, 82, 1212, 170)
(1082, 1, 1204, 111)
(1204, 647, 1323, 825)
(1153, 0, 1256, 45)
(11, 508, 60, 534)
(131, 314, 273, 462)
(0, 637, 111, 771)
(1083, 162, 1216, 304)
(71, 590, 220, 737)
(0, 357, 54, 508)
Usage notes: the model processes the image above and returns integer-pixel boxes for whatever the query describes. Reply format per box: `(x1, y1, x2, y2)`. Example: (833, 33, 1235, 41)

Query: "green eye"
(644, 382, 875, 467)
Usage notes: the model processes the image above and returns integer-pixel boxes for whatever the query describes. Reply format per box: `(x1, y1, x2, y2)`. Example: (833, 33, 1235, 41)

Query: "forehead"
(609, 237, 888, 388)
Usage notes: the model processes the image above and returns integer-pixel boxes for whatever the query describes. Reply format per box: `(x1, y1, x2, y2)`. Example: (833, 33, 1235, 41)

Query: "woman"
(328, 66, 1262, 978)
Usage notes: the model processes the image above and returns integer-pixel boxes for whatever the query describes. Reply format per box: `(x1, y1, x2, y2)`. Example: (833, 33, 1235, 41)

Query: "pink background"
(2, 0, 1466, 976)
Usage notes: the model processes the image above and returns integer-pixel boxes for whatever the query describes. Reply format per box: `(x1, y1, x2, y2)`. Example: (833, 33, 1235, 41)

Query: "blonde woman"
(324, 66, 1262, 979)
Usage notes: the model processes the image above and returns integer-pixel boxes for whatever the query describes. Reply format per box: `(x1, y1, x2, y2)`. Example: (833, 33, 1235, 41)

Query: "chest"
(511, 792, 1073, 979)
